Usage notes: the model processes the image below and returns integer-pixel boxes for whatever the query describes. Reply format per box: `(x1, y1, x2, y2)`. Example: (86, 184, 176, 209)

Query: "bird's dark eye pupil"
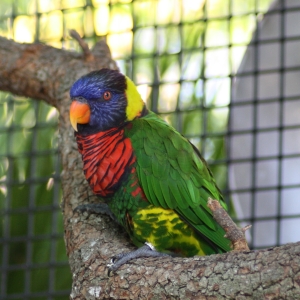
(103, 91, 111, 100)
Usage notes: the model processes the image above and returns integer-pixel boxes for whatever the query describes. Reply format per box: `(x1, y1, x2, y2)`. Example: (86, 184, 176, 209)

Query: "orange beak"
(69, 100, 91, 131)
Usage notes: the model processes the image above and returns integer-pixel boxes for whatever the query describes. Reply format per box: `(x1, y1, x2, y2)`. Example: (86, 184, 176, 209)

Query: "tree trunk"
(0, 36, 299, 299)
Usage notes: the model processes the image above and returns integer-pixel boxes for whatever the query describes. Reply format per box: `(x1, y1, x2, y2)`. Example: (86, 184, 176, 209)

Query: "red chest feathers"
(75, 128, 135, 197)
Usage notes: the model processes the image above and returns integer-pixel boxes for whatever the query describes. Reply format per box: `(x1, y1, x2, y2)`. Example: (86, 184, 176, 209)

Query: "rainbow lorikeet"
(69, 68, 231, 274)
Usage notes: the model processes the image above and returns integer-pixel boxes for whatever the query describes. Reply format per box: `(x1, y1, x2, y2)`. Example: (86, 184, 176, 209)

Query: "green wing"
(127, 111, 231, 253)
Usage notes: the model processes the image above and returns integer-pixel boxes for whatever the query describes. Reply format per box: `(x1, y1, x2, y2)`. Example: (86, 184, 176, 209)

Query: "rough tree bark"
(1, 36, 300, 299)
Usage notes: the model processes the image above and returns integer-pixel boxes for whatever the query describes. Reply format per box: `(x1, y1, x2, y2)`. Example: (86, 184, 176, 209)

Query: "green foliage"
(0, 93, 71, 297)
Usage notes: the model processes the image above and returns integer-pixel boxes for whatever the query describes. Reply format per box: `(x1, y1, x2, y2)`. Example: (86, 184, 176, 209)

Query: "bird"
(69, 68, 231, 274)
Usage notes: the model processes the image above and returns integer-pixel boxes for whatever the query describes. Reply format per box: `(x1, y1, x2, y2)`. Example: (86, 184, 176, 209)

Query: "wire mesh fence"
(1, 0, 299, 298)
(229, 0, 300, 249)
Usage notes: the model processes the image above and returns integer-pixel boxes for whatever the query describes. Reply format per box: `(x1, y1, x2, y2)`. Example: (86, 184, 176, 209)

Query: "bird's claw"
(106, 253, 127, 276)
(110, 256, 118, 264)
(106, 243, 169, 276)
(106, 262, 116, 277)
(110, 252, 127, 263)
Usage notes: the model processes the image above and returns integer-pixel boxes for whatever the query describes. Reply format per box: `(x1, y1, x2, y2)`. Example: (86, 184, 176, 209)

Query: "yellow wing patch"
(133, 206, 206, 256)
(125, 76, 144, 121)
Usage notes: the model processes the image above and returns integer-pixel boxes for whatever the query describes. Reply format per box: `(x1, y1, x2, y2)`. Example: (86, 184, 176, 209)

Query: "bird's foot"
(107, 242, 169, 276)
(73, 203, 119, 223)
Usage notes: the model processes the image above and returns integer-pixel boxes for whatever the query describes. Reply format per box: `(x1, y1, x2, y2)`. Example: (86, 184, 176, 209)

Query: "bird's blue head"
(70, 68, 145, 135)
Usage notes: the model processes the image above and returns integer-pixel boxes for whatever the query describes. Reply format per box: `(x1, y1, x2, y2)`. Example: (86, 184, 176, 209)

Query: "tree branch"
(0, 36, 114, 108)
(0, 34, 299, 299)
(69, 30, 94, 62)
(208, 198, 251, 251)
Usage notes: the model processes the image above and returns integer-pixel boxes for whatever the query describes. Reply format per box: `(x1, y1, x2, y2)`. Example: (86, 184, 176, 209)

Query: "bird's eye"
(103, 91, 111, 101)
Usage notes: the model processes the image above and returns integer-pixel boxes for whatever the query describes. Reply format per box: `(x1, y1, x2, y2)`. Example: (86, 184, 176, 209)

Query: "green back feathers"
(125, 112, 231, 253)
